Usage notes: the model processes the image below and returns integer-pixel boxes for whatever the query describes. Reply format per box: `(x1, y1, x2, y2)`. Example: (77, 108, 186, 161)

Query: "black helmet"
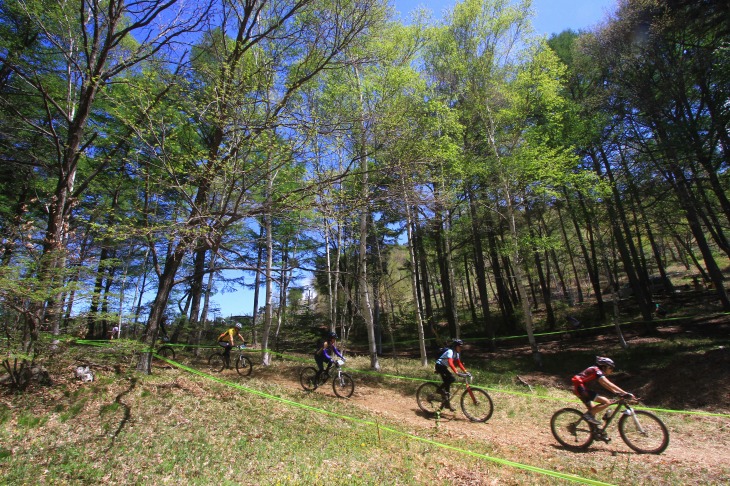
(327, 331, 338, 340)
(451, 339, 464, 347)
(596, 356, 615, 368)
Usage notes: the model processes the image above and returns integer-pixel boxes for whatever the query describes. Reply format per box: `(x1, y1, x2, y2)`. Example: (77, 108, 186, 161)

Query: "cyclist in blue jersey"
(435, 339, 470, 411)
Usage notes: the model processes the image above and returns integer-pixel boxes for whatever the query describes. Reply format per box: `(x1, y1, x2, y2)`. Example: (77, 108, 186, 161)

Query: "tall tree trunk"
(463, 255, 479, 330)
(467, 188, 495, 349)
(262, 165, 274, 366)
(87, 246, 112, 339)
(433, 206, 458, 338)
(251, 226, 264, 346)
(670, 168, 730, 309)
(556, 202, 584, 304)
(526, 211, 556, 330)
(353, 66, 379, 372)
(196, 251, 217, 352)
(136, 245, 187, 373)
(415, 221, 437, 343)
(573, 192, 606, 320)
(506, 199, 542, 367)
(592, 149, 653, 320)
(405, 203, 428, 366)
(185, 246, 207, 341)
(485, 211, 515, 331)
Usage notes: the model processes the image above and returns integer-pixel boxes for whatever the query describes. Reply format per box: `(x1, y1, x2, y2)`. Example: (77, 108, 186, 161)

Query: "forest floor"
(1, 313, 729, 484)
(255, 315, 730, 483)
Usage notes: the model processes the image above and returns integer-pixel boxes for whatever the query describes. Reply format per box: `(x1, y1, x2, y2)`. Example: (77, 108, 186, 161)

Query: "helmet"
(327, 331, 338, 340)
(596, 356, 615, 368)
(235, 323, 242, 329)
(451, 339, 464, 347)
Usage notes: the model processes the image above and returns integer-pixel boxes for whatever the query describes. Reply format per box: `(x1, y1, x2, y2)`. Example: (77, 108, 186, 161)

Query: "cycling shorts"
(574, 384, 597, 407)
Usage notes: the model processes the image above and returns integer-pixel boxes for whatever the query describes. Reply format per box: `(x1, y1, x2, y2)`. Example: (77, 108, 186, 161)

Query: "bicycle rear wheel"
(157, 346, 175, 360)
(416, 382, 443, 416)
(300, 367, 319, 391)
(460, 387, 494, 422)
(207, 352, 226, 373)
(332, 372, 354, 398)
(550, 408, 594, 449)
(236, 356, 253, 376)
(618, 410, 669, 454)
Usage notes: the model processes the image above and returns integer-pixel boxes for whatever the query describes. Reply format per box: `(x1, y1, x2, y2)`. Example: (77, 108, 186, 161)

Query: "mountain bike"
(416, 374, 494, 422)
(207, 344, 253, 376)
(299, 359, 354, 398)
(550, 396, 669, 454)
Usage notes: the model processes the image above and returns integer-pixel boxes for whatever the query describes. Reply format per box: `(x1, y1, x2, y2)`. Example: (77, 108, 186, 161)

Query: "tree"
(132, 0, 387, 372)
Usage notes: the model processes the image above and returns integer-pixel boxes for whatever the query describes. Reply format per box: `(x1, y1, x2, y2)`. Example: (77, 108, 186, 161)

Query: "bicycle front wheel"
(416, 382, 443, 416)
(300, 367, 319, 391)
(618, 410, 669, 454)
(460, 387, 494, 422)
(332, 372, 354, 398)
(550, 408, 594, 449)
(208, 352, 226, 373)
(236, 356, 253, 376)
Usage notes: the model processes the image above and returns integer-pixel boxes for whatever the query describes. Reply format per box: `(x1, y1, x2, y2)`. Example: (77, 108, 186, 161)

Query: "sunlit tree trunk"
(404, 195, 428, 366)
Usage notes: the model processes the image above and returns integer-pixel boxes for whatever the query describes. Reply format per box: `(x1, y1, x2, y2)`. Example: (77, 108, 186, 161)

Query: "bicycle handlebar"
(457, 373, 473, 384)
(613, 395, 640, 405)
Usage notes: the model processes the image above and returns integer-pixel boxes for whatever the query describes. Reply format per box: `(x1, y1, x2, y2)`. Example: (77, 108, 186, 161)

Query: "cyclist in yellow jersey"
(217, 322, 246, 362)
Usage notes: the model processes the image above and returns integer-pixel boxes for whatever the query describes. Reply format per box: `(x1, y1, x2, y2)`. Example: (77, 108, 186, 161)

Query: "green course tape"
(74, 339, 112, 347)
(635, 407, 730, 418)
(269, 350, 730, 419)
(391, 312, 729, 347)
(73, 340, 730, 419)
(157, 354, 614, 486)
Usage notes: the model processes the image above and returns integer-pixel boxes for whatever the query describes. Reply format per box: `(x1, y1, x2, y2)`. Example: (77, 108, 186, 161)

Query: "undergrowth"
(0, 332, 728, 485)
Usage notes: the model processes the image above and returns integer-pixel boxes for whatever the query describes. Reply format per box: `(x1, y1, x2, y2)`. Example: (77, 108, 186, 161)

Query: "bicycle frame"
(589, 398, 640, 439)
(462, 375, 479, 403)
(445, 374, 473, 400)
(211, 345, 240, 367)
(319, 359, 344, 384)
(227, 345, 250, 366)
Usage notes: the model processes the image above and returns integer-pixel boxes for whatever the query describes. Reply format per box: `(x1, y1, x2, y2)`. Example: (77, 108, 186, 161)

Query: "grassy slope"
(1, 324, 729, 485)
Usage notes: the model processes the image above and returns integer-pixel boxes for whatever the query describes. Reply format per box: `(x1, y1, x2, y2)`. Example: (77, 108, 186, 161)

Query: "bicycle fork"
(625, 408, 648, 436)
(334, 371, 344, 387)
(465, 386, 479, 405)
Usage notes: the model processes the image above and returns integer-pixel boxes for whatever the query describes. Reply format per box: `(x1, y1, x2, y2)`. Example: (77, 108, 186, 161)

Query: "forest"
(1, 0, 729, 385)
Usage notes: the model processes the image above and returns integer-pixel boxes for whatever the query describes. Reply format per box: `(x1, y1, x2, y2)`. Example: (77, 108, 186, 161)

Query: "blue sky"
(392, 0, 617, 36)
(208, 0, 619, 319)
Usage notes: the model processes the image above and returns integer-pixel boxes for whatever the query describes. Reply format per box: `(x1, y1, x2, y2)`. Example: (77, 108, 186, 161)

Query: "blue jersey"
(436, 348, 460, 367)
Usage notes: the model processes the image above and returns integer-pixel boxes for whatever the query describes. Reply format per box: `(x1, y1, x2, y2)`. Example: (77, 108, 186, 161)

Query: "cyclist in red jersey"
(572, 356, 634, 425)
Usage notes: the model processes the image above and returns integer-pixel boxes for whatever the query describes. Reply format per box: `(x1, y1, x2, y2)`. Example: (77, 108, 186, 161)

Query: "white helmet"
(235, 323, 242, 329)
(596, 356, 615, 368)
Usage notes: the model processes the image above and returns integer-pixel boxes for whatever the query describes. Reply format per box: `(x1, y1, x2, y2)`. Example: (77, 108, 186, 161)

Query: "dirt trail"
(253, 363, 730, 482)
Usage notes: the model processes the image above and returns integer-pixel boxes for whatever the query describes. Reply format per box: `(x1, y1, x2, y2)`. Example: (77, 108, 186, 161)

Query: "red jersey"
(571, 365, 605, 386)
